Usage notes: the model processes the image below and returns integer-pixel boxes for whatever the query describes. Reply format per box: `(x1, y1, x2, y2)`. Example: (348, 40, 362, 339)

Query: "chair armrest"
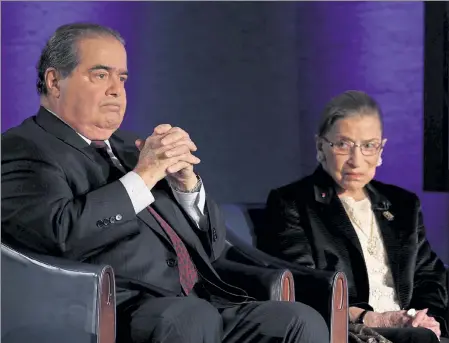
(214, 258, 295, 301)
(446, 265, 449, 328)
(289, 267, 348, 343)
(222, 238, 348, 343)
(1, 244, 116, 343)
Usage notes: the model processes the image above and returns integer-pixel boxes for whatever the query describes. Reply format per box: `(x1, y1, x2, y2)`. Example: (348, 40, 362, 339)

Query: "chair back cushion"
(220, 203, 265, 247)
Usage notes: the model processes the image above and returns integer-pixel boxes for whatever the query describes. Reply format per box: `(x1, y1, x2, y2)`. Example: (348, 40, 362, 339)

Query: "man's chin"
(91, 123, 121, 140)
(102, 116, 123, 129)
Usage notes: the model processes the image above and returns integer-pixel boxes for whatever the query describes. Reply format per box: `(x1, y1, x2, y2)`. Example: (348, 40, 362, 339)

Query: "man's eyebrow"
(89, 65, 128, 75)
(89, 65, 112, 72)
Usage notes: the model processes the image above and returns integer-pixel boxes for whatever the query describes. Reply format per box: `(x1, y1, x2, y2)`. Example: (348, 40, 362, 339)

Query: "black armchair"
(221, 203, 349, 343)
(1, 243, 115, 343)
(224, 231, 348, 343)
(1, 241, 294, 343)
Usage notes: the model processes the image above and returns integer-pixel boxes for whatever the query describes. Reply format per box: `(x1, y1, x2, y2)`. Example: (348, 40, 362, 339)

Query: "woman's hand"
(364, 308, 441, 339)
(410, 309, 441, 339)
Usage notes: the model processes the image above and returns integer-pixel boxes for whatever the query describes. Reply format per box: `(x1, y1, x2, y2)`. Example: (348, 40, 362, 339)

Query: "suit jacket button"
(103, 218, 110, 226)
(115, 214, 123, 221)
(166, 258, 177, 267)
(109, 216, 116, 224)
(212, 228, 218, 241)
(96, 220, 104, 228)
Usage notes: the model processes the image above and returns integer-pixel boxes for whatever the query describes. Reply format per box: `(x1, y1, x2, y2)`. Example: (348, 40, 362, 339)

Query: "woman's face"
(318, 113, 386, 195)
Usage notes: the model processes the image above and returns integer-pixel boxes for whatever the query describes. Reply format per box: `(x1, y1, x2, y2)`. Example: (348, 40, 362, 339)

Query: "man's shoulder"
(2, 113, 82, 164)
(3, 116, 38, 137)
(2, 116, 44, 151)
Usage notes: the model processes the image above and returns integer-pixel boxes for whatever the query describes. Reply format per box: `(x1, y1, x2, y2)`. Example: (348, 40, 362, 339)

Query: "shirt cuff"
(172, 183, 205, 212)
(119, 171, 155, 214)
(171, 181, 206, 227)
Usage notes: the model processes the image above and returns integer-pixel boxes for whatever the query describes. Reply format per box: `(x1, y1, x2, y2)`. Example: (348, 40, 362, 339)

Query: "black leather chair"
(1, 243, 116, 343)
(1, 241, 294, 343)
(221, 203, 349, 343)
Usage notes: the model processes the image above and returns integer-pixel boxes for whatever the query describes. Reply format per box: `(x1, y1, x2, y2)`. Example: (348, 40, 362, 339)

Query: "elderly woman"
(256, 91, 448, 343)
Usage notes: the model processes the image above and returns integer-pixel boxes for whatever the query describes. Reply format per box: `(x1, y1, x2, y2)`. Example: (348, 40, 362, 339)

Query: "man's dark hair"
(36, 22, 125, 96)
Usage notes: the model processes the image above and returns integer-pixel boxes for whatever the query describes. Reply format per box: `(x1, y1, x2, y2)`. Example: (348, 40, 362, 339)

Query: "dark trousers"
(117, 294, 329, 343)
(374, 327, 446, 343)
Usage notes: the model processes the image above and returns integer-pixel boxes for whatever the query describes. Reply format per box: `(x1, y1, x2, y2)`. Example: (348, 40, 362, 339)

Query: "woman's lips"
(344, 172, 363, 179)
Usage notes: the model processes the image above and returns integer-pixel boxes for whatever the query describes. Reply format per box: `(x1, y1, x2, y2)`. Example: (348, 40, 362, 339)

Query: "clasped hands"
(364, 308, 441, 339)
(134, 124, 200, 192)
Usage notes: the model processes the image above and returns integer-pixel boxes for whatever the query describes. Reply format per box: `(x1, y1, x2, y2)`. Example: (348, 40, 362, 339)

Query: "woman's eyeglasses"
(321, 137, 383, 156)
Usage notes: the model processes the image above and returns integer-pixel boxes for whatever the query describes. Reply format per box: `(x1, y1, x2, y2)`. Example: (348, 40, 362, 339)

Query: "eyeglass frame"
(320, 136, 385, 156)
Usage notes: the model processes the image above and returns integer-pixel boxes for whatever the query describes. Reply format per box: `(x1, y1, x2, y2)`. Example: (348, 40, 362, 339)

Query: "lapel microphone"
(374, 201, 394, 221)
(382, 210, 394, 221)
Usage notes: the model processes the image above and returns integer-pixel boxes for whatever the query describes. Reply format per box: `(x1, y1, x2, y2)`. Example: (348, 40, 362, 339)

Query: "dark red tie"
(148, 207, 199, 295)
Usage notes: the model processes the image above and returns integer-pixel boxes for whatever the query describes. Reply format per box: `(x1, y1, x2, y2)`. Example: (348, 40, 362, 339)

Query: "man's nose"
(106, 77, 122, 97)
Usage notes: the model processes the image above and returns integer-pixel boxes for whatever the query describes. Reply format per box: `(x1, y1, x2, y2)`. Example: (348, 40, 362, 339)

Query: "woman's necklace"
(342, 201, 378, 257)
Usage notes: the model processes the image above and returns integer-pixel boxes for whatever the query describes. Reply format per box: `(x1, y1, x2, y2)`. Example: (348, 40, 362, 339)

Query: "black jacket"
(257, 166, 448, 335)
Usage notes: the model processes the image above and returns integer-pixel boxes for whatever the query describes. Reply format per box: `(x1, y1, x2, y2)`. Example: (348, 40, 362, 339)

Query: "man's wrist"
(133, 168, 158, 190)
(171, 174, 202, 193)
(120, 172, 155, 213)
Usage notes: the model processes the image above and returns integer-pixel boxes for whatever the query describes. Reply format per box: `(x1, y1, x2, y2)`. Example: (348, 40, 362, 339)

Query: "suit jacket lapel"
(313, 167, 365, 258)
(325, 196, 365, 256)
(366, 183, 406, 307)
(151, 185, 213, 265)
(109, 134, 139, 172)
(35, 107, 97, 162)
(136, 207, 173, 246)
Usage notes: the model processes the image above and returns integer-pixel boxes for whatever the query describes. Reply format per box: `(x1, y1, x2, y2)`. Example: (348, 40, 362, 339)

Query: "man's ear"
(44, 68, 61, 97)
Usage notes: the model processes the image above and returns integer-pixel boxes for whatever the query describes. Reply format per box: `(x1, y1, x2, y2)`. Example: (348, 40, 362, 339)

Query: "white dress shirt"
(45, 107, 206, 228)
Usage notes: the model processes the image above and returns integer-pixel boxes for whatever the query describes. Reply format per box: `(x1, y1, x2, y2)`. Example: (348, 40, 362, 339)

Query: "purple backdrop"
(1, 1, 448, 262)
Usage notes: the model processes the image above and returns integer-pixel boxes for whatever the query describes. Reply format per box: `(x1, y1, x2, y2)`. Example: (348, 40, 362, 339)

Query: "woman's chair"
(221, 203, 349, 343)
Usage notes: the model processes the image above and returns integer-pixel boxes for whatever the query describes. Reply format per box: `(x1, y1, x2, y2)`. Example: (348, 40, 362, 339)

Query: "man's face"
(57, 36, 128, 140)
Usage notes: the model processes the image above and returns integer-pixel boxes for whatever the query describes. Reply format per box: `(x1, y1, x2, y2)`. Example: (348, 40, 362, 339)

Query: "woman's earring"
(316, 151, 325, 163)
(377, 156, 383, 167)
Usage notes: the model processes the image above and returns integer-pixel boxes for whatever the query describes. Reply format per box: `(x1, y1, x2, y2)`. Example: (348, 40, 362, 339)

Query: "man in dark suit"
(1, 23, 328, 343)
